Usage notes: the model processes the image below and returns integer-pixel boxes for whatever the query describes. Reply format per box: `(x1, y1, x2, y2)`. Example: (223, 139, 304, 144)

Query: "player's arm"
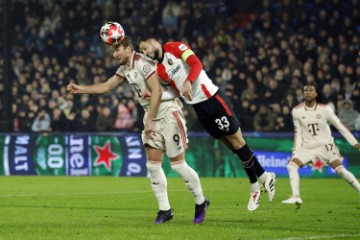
(140, 85, 179, 101)
(292, 110, 302, 153)
(168, 43, 202, 101)
(326, 106, 359, 148)
(181, 49, 203, 83)
(144, 73, 162, 138)
(67, 74, 124, 95)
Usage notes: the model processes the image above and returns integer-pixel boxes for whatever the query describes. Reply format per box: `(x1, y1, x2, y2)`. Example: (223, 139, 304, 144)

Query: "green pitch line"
(0, 177, 359, 240)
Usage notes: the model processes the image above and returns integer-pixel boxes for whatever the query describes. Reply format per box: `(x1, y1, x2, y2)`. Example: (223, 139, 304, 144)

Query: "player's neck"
(125, 51, 134, 67)
(305, 100, 317, 108)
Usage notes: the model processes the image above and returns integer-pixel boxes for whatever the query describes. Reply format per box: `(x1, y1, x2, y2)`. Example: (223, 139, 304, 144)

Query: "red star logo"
(312, 159, 324, 173)
(94, 141, 119, 171)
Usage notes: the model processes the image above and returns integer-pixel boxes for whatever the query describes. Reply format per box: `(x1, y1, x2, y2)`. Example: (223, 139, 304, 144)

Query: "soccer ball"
(99, 22, 125, 46)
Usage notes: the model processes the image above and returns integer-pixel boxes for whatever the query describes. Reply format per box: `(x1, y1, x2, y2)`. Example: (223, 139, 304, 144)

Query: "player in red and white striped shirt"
(138, 37, 276, 211)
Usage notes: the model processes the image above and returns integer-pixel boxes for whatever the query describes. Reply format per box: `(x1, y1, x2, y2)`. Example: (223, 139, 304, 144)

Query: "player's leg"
(331, 159, 360, 193)
(165, 110, 209, 223)
(169, 153, 210, 224)
(170, 152, 206, 206)
(221, 129, 276, 207)
(282, 158, 303, 204)
(145, 146, 174, 224)
(193, 90, 273, 210)
(220, 132, 260, 210)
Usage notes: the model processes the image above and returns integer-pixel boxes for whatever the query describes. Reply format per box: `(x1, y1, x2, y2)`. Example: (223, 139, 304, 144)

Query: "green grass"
(0, 177, 359, 240)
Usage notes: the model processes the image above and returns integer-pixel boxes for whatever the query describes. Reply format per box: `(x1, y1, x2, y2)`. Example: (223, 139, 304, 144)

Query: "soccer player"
(282, 82, 360, 204)
(67, 35, 210, 224)
(137, 37, 276, 211)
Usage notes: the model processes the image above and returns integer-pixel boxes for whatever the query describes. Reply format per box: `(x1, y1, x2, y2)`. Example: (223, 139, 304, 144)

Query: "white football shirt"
(116, 51, 179, 120)
(292, 102, 358, 151)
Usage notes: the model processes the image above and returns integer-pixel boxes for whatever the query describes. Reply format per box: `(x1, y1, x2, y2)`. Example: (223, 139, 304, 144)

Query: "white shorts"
(142, 110, 188, 158)
(292, 143, 343, 166)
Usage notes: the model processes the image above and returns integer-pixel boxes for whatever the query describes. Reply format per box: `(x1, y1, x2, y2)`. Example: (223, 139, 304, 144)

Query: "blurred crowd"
(1, 0, 360, 133)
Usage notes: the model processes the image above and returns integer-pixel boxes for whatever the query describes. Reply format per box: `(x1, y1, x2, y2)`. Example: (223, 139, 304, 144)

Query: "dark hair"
(136, 35, 155, 49)
(117, 35, 133, 48)
(304, 82, 327, 104)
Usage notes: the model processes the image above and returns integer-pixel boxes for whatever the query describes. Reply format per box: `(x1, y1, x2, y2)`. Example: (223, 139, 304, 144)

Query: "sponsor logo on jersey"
(178, 44, 188, 51)
(171, 65, 181, 76)
(143, 64, 151, 73)
(168, 59, 173, 65)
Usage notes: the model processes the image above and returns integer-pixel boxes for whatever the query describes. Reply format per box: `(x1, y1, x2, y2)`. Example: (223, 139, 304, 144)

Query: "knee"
(170, 160, 186, 171)
(287, 161, 299, 172)
(230, 137, 246, 150)
(334, 165, 345, 175)
(146, 162, 162, 173)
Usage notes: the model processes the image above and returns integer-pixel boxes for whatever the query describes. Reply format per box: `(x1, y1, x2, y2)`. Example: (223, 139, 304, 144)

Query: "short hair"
(115, 35, 133, 49)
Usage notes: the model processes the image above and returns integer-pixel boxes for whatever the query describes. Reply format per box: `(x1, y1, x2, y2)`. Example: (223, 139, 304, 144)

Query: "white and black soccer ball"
(99, 22, 125, 46)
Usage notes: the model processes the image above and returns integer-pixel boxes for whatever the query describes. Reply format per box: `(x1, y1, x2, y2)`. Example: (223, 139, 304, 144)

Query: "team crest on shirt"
(168, 59, 173, 65)
(316, 114, 322, 119)
(143, 64, 151, 73)
(178, 44, 188, 51)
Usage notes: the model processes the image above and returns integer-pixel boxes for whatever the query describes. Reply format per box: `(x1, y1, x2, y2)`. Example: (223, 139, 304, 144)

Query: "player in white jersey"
(66, 35, 209, 224)
(282, 82, 360, 204)
(138, 37, 276, 211)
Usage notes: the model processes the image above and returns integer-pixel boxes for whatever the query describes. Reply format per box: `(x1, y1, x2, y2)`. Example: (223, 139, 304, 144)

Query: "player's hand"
(140, 90, 152, 100)
(182, 80, 193, 101)
(66, 83, 82, 94)
(144, 119, 154, 139)
(354, 143, 360, 151)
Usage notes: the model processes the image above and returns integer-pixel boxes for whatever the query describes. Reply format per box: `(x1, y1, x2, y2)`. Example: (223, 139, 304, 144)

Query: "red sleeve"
(185, 54, 202, 83)
(164, 42, 203, 83)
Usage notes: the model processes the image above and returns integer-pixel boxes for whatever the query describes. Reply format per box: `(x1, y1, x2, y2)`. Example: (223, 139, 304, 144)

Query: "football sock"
(287, 162, 300, 197)
(234, 144, 258, 183)
(251, 182, 261, 192)
(146, 162, 171, 211)
(258, 172, 268, 184)
(171, 160, 205, 205)
(335, 165, 360, 193)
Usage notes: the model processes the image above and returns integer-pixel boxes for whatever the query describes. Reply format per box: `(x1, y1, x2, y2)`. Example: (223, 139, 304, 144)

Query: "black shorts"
(193, 89, 241, 139)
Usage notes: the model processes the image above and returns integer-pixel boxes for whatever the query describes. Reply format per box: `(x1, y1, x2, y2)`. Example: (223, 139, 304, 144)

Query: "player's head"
(137, 36, 161, 61)
(304, 82, 326, 104)
(111, 36, 133, 65)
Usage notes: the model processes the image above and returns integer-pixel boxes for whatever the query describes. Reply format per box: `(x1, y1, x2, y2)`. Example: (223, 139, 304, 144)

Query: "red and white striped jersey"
(116, 51, 178, 119)
(156, 42, 218, 104)
(292, 102, 358, 151)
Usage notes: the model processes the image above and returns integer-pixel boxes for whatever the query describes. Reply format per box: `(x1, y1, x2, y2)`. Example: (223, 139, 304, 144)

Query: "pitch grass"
(0, 177, 359, 240)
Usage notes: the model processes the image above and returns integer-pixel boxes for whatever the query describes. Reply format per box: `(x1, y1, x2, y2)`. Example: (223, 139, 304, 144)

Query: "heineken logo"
(94, 141, 119, 171)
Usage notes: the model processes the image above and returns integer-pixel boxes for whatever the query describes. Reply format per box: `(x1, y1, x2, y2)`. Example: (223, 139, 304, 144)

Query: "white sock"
(250, 182, 260, 192)
(146, 162, 170, 211)
(287, 162, 300, 197)
(258, 172, 268, 184)
(171, 161, 205, 205)
(335, 166, 360, 193)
